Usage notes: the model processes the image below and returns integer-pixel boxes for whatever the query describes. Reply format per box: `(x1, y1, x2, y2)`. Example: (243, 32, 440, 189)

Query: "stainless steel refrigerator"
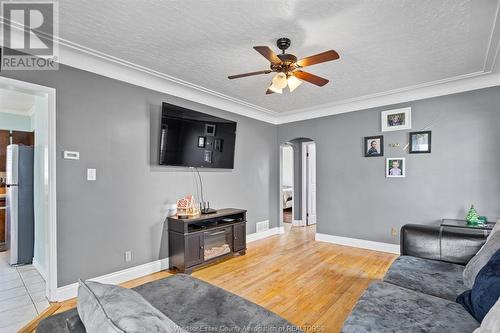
(5, 144, 34, 265)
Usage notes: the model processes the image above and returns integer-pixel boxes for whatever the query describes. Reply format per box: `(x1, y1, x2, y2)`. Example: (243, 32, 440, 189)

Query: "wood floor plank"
(41, 225, 396, 333)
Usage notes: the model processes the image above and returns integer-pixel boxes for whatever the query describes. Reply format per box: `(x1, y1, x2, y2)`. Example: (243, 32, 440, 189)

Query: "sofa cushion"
(463, 231, 500, 289)
(133, 274, 300, 332)
(457, 249, 500, 322)
(77, 279, 187, 333)
(384, 255, 467, 301)
(37, 274, 301, 333)
(341, 281, 479, 333)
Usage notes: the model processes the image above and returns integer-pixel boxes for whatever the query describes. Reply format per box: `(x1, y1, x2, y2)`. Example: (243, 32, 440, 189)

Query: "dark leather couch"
(342, 224, 489, 333)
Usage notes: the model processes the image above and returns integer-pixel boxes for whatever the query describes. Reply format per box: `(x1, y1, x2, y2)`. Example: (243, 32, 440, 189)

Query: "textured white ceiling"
(57, 0, 499, 114)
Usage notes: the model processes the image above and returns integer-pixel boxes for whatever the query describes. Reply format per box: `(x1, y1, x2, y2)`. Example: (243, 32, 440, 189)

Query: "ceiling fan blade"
(266, 89, 274, 95)
(296, 50, 339, 67)
(253, 46, 282, 64)
(228, 70, 272, 79)
(293, 70, 329, 86)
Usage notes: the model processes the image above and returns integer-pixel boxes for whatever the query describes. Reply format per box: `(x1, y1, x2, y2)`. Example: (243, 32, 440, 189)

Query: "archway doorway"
(279, 138, 317, 233)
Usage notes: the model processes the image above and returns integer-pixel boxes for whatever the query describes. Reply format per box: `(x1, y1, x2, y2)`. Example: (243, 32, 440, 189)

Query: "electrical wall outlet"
(391, 227, 398, 237)
(256, 220, 269, 233)
(124, 251, 132, 262)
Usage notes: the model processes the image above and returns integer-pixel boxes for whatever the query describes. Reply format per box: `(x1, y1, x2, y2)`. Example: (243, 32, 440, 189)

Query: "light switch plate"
(87, 168, 96, 181)
(63, 151, 80, 160)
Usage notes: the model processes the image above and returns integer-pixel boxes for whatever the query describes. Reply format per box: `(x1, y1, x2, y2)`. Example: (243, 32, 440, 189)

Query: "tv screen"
(159, 102, 237, 169)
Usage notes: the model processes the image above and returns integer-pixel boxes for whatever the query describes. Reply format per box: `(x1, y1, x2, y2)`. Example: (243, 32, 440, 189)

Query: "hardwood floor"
(33, 225, 397, 333)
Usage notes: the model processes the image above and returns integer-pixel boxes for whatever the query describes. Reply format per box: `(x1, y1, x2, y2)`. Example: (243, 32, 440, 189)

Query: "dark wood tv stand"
(167, 208, 247, 274)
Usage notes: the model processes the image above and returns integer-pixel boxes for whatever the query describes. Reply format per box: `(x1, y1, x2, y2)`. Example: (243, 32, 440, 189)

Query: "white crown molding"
(4, 10, 499, 125)
(58, 40, 500, 125)
(57, 41, 280, 124)
(315, 233, 400, 255)
(276, 71, 500, 124)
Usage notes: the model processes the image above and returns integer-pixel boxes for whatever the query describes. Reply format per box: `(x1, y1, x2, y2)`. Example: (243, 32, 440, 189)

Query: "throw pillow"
(473, 297, 500, 333)
(457, 249, 500, 322)
(77, 279, 188, 333)
(463, 231, 500, 289)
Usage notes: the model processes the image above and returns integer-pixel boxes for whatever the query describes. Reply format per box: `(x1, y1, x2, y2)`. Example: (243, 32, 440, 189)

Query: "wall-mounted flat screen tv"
(159, 102, 237, 169)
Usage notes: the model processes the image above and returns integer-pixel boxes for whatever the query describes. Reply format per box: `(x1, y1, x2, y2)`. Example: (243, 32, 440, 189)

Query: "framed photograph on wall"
(364, 135, 384, 157)
(386, 157, 406, 178)
(409, 131, 431, 154)
(381, 107, 411, 132)
(205, 124, 216, 136)
(197, 136, 206, 148)
(204, 150, 212, 163)
(214, 138, 223, 152)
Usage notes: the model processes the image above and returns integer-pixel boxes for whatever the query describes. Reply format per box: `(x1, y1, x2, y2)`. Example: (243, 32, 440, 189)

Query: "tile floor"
(0, 251, 48, 333)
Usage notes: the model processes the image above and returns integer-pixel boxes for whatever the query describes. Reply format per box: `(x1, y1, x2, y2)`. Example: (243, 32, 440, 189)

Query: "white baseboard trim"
(292, 219, 305, 227)
(32, 258, 47, 281)
(55, 226, 287, 301)
(315, 233, 400, 254)
(247, 226, 284, 243)
(55, 258, 169, 301)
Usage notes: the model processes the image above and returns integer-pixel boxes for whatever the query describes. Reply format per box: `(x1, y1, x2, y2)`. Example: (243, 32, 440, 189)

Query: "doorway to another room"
(280, 139, 317, 234)
(0, 81, 55, 331)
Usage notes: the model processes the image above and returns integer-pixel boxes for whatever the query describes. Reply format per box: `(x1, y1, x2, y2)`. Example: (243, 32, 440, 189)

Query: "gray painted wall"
(1, 66, 278, 286)
(279, 86, 500, 244)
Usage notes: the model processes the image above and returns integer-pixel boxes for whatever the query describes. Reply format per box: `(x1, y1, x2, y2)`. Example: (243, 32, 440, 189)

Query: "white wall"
(31, 95, 49, 277)
(0, 112, 31, 131)
(282, 145, 293, 187)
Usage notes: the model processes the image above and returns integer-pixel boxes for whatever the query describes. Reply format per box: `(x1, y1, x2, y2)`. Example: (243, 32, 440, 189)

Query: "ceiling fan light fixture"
(272, 72, 288, 89)
(268, 83, 283, 94)
(287, 75, 302, 92)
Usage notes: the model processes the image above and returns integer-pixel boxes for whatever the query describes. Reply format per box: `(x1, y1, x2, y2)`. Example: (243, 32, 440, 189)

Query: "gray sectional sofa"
(37, 274, 302, 333)
(342, 224, 489, 333)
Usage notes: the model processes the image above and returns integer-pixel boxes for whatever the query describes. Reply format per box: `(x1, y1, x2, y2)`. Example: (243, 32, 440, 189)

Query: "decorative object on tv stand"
(176, 195, 200, 218)
(381, 107, 412, 132)
(409, 131, 431, 154)
(465, 204, 481, 225)
(364, 135, 384, 157)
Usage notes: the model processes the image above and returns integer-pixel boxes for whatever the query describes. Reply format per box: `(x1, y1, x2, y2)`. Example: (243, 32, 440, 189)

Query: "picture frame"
(204, 150, 212, 163)
(381, 107, 412, 132)
(197, 136, 206, 148)
(214, 138, 223, 152)
(409, 131, 431, 154)
(386, 157, 406, 178)
(364, 135, 384, 157)
(205, 124, 216, 136)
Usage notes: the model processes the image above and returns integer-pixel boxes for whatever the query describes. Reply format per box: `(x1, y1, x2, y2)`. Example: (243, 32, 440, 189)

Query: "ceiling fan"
(228, 37, 339, 95)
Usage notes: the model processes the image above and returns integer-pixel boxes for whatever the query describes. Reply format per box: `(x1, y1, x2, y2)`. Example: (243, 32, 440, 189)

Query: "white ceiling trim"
(10, 3, 497, 126)
(277, 71, 500, 124)
(58, 39, 500, 126)
(57, 40, 280, 124)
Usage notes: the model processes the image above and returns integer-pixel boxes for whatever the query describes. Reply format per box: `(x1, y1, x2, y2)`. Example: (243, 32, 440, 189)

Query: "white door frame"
(0, 76, 58, 301)
(279, 143, 294, 227)
(301, 141, 316, 226)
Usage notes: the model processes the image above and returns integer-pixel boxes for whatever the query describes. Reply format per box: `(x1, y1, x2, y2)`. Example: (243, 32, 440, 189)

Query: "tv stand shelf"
(167, 208, 247, 274)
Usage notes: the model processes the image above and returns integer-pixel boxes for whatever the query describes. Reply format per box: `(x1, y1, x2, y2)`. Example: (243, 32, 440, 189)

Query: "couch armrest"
(401, 224, 488, 265)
